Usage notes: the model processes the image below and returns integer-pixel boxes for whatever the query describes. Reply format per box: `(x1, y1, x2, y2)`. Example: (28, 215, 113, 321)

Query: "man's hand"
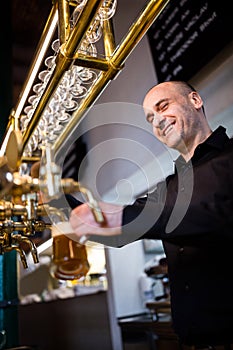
(69, 202, 123, 241)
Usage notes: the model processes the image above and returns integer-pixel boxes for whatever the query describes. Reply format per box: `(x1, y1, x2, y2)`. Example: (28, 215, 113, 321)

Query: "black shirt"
(122, 126, 233, 346)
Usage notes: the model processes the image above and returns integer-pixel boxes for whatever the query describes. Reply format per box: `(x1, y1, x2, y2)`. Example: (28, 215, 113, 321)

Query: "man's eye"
(159, 102, 168, 111)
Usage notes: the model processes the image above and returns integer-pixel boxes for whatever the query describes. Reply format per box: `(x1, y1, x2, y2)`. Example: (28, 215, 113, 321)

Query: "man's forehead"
(143, 82, 175, 105)
(143, 88, 161, 109)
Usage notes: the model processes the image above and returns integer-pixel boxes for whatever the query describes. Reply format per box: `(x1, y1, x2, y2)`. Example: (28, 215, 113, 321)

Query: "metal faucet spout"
(5, 246, 28, 269)
(12, 234, 39, 264)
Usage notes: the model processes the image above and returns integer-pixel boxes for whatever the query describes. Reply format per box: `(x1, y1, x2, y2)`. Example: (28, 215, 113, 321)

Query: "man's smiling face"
(143, 81, 204, 153)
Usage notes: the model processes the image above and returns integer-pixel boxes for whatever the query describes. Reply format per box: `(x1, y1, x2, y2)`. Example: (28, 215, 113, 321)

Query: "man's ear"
(189, 91, 203, 110)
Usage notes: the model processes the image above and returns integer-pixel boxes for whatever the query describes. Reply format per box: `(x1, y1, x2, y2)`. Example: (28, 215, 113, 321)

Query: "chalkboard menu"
(147, 0, 233, 82)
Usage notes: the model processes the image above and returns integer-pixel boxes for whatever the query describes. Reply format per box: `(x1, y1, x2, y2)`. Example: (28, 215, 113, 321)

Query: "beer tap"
(12, 234, 39, 264)
(0, 204, 49, 268)
(4, 246, 28, 269)
(0, 140, 104, 270)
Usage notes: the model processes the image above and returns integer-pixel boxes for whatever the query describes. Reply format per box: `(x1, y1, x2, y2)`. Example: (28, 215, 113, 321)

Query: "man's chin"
(165, 137, 183, 151)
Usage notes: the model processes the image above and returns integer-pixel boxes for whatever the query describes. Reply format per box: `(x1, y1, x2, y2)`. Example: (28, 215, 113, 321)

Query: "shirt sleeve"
(121, 182, 167, 243)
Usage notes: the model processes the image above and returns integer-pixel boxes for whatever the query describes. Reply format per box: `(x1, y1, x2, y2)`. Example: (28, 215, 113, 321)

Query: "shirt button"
(185, 284, 189, 291)
(180, 187, 185, 192)
(179, 247, 184, 253)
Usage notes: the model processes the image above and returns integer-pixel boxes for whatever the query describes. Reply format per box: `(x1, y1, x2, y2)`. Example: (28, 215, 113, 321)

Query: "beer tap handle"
(60, 179, 105, 245)
(28, 239, 39, 264)
(79, 185, 105, 224)
(39, 142, 61, 200)
(23, 237, 39, 264)
(61, 179, 105, 224)
(12, 234, 39, 264)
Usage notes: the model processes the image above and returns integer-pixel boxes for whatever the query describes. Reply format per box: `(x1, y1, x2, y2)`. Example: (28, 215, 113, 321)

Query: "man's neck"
(179, 129, 213, 162)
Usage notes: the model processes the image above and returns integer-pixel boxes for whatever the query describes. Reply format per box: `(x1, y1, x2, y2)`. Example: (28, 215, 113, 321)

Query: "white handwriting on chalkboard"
(173, 65, 183, 76)
(153, 29, 161, 41)
(181, 9, 190, 22)
(180, 0, 188, 7)
(156, 40, 164, 51)
(161, 62, 169, 73)
(200, 12, 217, 32)
(167, 32, 184, 52)
(170, 31, 199, 62)
(148, 0, 232, 81)
(158, 51, 166, 62)
(162, 7, 179, 31)
(165, 22, 180, 40)
(184, 3, 208, 31)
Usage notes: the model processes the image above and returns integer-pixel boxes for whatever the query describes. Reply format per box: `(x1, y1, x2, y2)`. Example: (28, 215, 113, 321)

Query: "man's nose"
(152, 113, 165, 129)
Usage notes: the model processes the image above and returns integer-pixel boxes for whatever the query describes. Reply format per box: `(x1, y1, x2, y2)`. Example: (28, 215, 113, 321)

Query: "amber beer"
(51, 223, 90, 280)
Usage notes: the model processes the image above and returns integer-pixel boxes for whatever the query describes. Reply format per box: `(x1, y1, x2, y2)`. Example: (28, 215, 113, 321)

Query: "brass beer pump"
(0, 149, 104, 271)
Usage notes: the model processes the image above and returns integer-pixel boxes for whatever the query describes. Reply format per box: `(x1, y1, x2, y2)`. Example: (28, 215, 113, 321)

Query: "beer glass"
(50, 215, 90, 281)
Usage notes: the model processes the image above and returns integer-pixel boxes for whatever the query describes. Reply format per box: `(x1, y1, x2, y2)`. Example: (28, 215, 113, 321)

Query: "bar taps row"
(0, 143, 103, 269)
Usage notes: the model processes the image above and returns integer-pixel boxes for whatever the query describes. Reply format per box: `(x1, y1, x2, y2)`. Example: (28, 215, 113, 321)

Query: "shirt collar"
(175, 125, 229, 168)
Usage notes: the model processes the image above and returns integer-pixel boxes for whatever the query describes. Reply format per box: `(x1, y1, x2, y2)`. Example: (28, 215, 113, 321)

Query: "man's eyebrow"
(154, 98, 169, 108)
